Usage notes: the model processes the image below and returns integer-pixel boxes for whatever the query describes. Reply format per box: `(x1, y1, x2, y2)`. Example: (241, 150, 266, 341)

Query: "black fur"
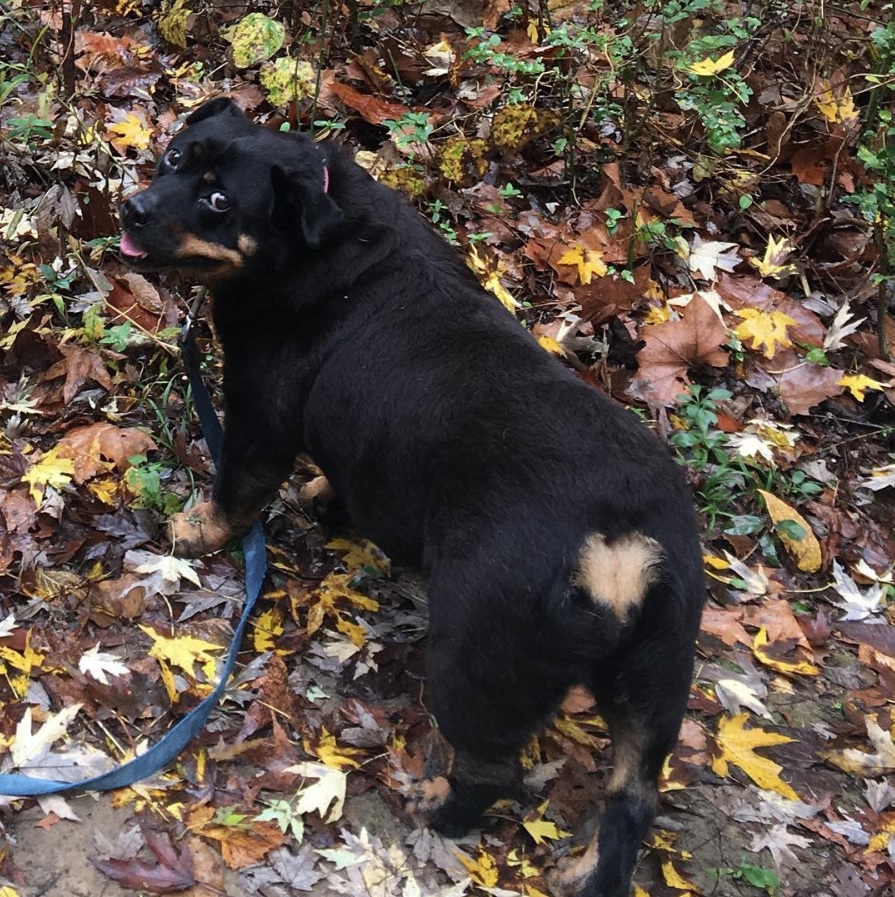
(120, 99, 705, 897)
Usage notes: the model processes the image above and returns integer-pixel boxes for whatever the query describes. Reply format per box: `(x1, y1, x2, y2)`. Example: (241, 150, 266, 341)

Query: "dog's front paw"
(170, 501, 236, 557)
(297, 474, 334, 508)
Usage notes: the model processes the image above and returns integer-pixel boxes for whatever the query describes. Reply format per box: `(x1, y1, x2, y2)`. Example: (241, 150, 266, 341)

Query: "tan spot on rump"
(548, 834, 599, 897)
(177, 234, 243, 268)
(237, 233, 258, 256)
(575, 532, 664, 618)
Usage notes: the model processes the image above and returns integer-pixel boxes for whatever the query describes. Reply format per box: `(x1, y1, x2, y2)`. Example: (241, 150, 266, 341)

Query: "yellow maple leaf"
(306, 572, 380, 646)
(749, 235, 797, 278)
(88, 477, 119, 505)
(467, 244, 517, 309)
(252, 606, 284, 653)
(814, 78, 859, 125)
(661, 857, 698, 891)
(688, 49, 735, 76)
(753, 627, 819, 677)
(758, 489, 822, 572)
(0, 635, 45, 698)
(455, 848, 499, 888)
(733, 308, 797, 359)
(21, 446, 75, 504)
(838, 373, 886, 402)
(325, 537, 391, 576)
(643, 303, 672, 325)
(552, 713, 607, 748)
(140, 625, 223, 679)
(557, 244, 607, 285)
(106, 112, 152, 151)
(306, 726, 364, 770)
(522, 800, 571, 845)
(712, 713, 797, 799)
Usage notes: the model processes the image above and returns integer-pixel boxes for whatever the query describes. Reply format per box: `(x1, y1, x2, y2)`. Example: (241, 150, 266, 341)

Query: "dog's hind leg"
(549, 622, 698, 897)
(408, 578, 577, 836)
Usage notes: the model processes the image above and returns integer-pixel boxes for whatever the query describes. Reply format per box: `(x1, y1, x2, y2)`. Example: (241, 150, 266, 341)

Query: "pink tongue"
(120, 232, 147, 258)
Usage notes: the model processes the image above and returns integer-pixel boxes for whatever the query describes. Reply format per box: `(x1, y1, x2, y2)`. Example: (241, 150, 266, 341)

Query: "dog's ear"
(270, 164, 344, 248)
(186, 97, 246, 126)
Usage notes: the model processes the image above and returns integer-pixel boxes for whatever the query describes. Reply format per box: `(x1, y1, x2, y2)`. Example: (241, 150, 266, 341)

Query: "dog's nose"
(121, 192, 153, 230)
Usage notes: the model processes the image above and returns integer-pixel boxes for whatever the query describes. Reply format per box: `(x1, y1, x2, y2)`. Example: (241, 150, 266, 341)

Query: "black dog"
(120, 97, 705, 897)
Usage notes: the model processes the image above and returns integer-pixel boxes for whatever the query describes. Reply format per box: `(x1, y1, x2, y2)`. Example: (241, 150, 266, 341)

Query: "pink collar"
(322, 162, 329, 194)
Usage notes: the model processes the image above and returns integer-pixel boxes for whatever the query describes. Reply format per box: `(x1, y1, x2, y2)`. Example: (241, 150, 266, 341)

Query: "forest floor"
(1, 1, 895, 896)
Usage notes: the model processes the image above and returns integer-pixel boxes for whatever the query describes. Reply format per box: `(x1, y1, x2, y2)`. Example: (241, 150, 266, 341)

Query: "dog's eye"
(164, 148, 182, 168)
(207, 192, 231, 213)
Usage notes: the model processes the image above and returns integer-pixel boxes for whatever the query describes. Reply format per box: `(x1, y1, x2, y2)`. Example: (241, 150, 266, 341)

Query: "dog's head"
(119, 98, 344, 283)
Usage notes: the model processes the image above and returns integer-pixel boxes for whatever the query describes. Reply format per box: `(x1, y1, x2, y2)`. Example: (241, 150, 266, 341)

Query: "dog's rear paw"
(546, 837, 599, 897)
(407, 776, 452, 821)
(170, 501, 236, 557)
(406, 777, 479, 837)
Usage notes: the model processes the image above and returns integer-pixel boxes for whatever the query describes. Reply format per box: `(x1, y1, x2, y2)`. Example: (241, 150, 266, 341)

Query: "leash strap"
(0, 312, 267, 796)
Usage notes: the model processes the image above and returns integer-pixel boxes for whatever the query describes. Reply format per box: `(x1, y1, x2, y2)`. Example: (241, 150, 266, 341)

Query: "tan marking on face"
(177, 234, 243, 268)
(237, 233, 258, 256)
(548, 834, 600, 897)
(202, 170, 218, 184)
(574, 532, 663, 618)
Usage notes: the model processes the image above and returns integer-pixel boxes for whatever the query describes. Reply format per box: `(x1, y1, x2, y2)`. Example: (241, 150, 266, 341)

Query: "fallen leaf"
(79, 644, 129, 684)
(521, 801, 571, 845)
(758, 490, 822, 572)
(21, 447, 75, 505)
(749, 235, 797, 278)
(627, 295, 729, 406)
(557, 243, 608, 285)
(830, 561, 887, 621)
(687, 235, 740, 280)
(753, 627, 819, 677)
(140, 626, 223, 679)
(734, 309, 798, 359)
(823, 717, 895, 777)
(838, 373, 886, 402)
(287, 761, 349, 824)
(712, 714, 798, 799)
(687, 50, 735, 76)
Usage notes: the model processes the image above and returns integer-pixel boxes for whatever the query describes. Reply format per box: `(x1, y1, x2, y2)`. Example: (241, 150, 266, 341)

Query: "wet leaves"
(2, 1, 895, 895)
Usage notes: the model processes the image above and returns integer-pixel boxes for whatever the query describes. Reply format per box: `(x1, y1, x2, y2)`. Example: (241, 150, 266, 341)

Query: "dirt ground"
(1, 750, 861, 897)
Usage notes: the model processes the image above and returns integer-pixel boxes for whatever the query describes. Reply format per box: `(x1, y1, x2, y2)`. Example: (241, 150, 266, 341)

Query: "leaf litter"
(1, 1, 895, 896)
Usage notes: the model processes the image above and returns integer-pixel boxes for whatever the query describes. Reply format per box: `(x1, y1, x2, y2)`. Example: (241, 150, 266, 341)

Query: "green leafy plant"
(383, 112, 434, 152)
(670, 385, 747, 525)
(712, 858, 780, 894)
(125, 454, 180, 514)
(844, 8, 895, 357)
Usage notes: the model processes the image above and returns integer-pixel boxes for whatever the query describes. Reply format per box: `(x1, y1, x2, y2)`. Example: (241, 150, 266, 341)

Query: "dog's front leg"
(171, 408, 298, 558)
